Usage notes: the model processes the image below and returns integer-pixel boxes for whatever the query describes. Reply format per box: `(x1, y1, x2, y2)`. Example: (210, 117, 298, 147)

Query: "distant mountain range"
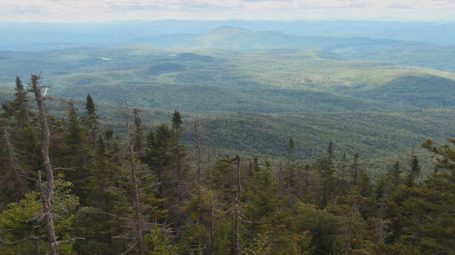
(1, 20, 455, 51)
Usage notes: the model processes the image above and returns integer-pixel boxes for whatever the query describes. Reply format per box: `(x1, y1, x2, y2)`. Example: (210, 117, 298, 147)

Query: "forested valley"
(0, 75, 453, 255)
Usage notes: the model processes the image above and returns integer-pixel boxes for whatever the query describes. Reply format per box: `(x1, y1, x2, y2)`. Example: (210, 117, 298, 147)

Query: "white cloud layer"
(1, 0, 454, 22)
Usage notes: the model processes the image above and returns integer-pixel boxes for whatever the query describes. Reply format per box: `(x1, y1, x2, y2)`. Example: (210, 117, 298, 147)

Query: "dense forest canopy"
(0, 75, 453, 254)
(1, 17, 455, 255)
(1, 46, 455, 167)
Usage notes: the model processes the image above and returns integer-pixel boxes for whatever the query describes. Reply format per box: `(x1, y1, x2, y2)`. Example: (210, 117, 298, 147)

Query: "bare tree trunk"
(3, 127, 26, 200)
(234, 155, 241, 255)
(206, 146, 211, 181)
(278, 161, 283, 197)
(345, 188, 361, 255)
(235, 156, 241, 195)
(208, 191, 215, 255)
(122, 106, 145, 255)
(287, 162, 292, 205)
(375, 192, 387, 244)
(194, 121, 202, 183)
(234, 204, 241, 255)
(31, 75, 59, 255)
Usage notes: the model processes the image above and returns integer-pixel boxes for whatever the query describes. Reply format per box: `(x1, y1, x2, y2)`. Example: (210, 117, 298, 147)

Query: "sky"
(0, 0, 454, 23)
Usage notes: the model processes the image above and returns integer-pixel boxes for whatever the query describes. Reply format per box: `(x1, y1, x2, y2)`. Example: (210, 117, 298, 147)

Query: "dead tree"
(31, 74, 59, 255)
(345, 191, 360, 255)
(122, 105, 145, 255)
(208, 190, 215, 255)
(194, 120, 202, 183)
(233, 155, 242, 255)
(206, 146, 211, 178)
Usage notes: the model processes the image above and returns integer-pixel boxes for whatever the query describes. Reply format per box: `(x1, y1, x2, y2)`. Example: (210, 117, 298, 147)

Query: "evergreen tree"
(85, 94, 99, 143)
(284, 137, 297, 204)
(133, 108, 145, 153)
(0, 178, 79, 255)
(145, 124, 173, 198)
(407, 155, 420, 186)
(0, 77, 39, 203)
(63, 102, 91, 204)
(388, 160, 402, 187)
(73, 135, 131, 255)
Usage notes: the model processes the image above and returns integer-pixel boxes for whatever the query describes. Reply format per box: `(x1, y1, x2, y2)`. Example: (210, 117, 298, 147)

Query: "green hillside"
(1, 45, 455, 164)
(360, 75, 455, 108)
(188, 110, 455, 158)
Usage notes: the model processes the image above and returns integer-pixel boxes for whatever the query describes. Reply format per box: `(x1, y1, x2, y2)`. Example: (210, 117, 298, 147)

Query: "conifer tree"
(73, 134, 130, 255)
(407, 155, 420, 186)
(0, 178, 79, 255)
(285, 136, 296, 204)
(2, 77, 29, 123)
(384, 140, 455, 254)
(327, 140, 334, 162)
(0, 76, 39, 203)
(171, 110, 184, 181)
(145, 124, 173, 198)
(133, 108, 145, 153)
(63, 101, 91, 203)
(85, 94, 99, 142)
(316, 142, 336, 209)
(388, 160, 402, 187)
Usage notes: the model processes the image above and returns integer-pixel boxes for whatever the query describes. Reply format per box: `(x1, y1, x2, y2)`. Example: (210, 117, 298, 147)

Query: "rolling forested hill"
(1, 21, 455, 255)
(0, 41, 455, 167)
(0, 26, 454, 166)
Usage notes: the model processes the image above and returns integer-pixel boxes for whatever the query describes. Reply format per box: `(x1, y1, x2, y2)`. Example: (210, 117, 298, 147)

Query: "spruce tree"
(0, 77, 39, 203)
(133, 108, 145, 153)
(85, 94, 99, 143)
(64, 101, 91, 203)
(407, 155, 420, 186)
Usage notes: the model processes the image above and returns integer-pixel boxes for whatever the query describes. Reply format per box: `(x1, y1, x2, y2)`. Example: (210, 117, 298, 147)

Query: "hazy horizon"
(2, 18, 455, 24)
(1, 0, 454, 23)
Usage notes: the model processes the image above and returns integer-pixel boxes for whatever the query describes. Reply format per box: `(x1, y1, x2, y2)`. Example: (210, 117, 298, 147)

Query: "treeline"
(0, 76, 454, 255)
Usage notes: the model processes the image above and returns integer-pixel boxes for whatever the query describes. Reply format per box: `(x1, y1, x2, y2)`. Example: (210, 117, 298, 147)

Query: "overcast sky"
(1, 0, 454, 22)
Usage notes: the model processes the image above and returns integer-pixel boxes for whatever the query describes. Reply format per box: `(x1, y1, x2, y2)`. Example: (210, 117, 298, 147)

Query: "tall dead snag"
(234, 155, 242, 255)
(194, 120, 202, 183)
(208, 190, 215, 255)
(206, 146, 211, 179)
(31, 74, 59, 255)
(122, 106, 145, 255)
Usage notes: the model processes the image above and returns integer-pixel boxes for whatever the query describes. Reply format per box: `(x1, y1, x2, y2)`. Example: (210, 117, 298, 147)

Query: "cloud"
(0, 0, 454, 22)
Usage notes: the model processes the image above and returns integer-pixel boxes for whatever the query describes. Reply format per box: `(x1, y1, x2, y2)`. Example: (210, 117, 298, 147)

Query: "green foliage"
(0, 192, 43, 255)
(84, 93, 99, 142)
(295, 203, 339, 255)
(0, 76, 40, 203)
(2, 49, 455, 166)
(0, 75, 454, 254)
(0, 177, 79, 255)
(145, 224, 178, 255)
(62, 102, 92, 204)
